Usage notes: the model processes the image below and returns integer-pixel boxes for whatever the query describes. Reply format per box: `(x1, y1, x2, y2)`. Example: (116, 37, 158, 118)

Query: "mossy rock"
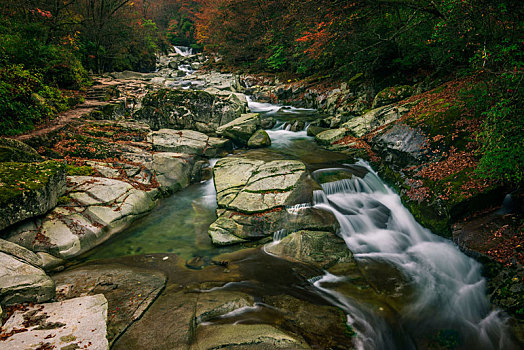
(0, 161, 67, 231)
(0, 138, 42, 163)
(372, 85, 414, 109)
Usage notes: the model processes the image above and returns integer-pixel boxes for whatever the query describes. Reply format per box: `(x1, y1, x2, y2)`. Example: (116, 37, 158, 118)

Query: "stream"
(77, 97, 514, 349)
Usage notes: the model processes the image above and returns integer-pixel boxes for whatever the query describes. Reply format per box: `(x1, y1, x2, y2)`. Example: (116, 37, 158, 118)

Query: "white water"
(248, 97, 515, 349)
(312, 161, 514, 349)
(173, 45, 193, 56)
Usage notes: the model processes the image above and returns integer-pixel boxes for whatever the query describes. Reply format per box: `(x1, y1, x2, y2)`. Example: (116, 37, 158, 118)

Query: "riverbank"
(0, 52, 522, 348)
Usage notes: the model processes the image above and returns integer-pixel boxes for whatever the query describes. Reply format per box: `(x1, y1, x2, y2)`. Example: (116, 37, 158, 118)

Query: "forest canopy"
(0, 0, 522, 183)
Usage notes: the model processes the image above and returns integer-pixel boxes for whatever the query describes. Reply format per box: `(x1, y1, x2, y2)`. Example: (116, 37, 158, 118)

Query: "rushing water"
(250, 98, 516, 349)
(78, 96, 514, 349)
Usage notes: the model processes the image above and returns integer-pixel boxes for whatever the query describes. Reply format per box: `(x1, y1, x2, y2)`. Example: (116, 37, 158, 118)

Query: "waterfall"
(312, 160, 515, 349)
(173, 45, 193, 56)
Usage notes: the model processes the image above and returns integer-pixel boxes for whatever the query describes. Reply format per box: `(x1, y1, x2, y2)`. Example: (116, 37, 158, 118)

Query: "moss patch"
(0, 161, 65, 206)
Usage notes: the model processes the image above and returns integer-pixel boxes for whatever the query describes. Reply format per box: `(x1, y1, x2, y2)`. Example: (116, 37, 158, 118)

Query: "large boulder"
(0, 161, 67, 231)
(0, 137, 42, 162)
(1, 294, 108, 350)
(150, 129, 231, 157)
(213, 158, 309, 213)
(315, 128, 348, 146)
(265, 230, 354, 274)
(5, 176, 157, 259)
(372, 85, 413, 109)
(248, 129, 271, 148)
(151, 152, 195, 193)
(133, 88, 247, 134)
(341, 104, 410, 138)
(216, 113, 261, 145)
(208, 157, 339, 245)
(0, 251, 54, 305)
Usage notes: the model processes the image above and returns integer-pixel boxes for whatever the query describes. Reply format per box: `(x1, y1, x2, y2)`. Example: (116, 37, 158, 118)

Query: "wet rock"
(151, 129, 231, 157)
(192, 324, 310, 349)
(0, 251, 55, 305)
(0, 137, 42, 163)
(194, 289, 254, 325)
(315, 128, 348, 145)
(1, 294, 108, 350)
(134, 88, 247, 134)
(209, 157, 337, 245)
(209, 207, 339, 246)
(341, 104, 410, 138)
(5, 176, 156, 259)
(216, 113, 261, 145)
(311, 168, 355, 185)
(263, 295, 356, 349)
(53, 264, 166, 345)
(37, 252, 66, 272)
(372, 85, 413, 109)
(265, 230, 354, 273)
(247, 129, 271, 148)
(306, 125, 328, 137)
(0, 161, 67, 231)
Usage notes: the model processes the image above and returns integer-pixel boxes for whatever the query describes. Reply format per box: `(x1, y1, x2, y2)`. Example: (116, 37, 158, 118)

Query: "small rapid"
(312, 163, 515, 349)
(250, 98, 516, 349)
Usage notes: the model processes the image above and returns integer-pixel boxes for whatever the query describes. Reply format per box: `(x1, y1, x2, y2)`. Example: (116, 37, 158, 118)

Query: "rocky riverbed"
(0, 49, 522, 349)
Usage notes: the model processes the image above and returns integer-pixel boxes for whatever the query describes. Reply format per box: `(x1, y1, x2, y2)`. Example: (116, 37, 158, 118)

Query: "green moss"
(66, 164, 94, 176)
(0, 146, 42, 163)
(0, 161, 65, 206)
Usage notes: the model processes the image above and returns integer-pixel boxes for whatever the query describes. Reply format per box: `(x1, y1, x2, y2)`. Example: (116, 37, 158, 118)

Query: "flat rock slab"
(0, 294, 108, 350)
(0, 252, 54, 305)
(0, 238, 42, 268)
(53, 263, 166, 345)
(213, 157, 308, 212)
(151, 129, 231, 157)
(6, 176, 156, 259)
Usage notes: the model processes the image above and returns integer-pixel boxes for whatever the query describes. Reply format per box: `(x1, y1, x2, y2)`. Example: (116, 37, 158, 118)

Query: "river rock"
(37, 252, 66, 272)
(0, 251, 55, 305)
(209, 207, 339, 246)
(0, 238, 42, 267)
(1, 294, 108, 350)
(341, 104, 410, 138)
(247, 129, 271, 148)
(0, 137, 42, 162)
(151, 152, 195, 193)
(216, 113, 261, 145)
(151, 129, 231, 157)
(0, 161, 67, 231)
(307, 125, 328, 137)
(5, 176, 156, 259)
(192, 324, 310, 349)
(53, 263, 166, 345)
(371, 123, 430, 167)
(134, 88, 247, 134)
(315, 128, 348, 145)
(214, 158, 308, 213)
(209, 157, 338, 245)
(265, 230, 354, 273)
(372, 85, 413, 109)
